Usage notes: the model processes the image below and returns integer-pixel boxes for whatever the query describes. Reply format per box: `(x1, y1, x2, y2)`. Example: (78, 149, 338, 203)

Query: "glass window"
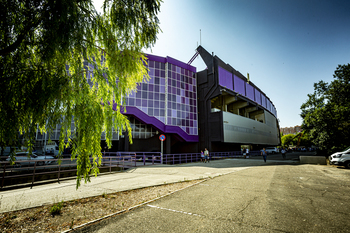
(154, 109, 159, 116)
(129, 98, 135, 106)
(154, 101, 159, 108)
(160, 102, 165, 108)
(154, 93, 159, 100)
(149, 60, 154, 68)
(142, 91, 147, 99)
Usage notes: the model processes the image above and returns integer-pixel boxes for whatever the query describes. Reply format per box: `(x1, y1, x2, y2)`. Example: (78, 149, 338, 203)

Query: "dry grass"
(0, 180, 201, 233)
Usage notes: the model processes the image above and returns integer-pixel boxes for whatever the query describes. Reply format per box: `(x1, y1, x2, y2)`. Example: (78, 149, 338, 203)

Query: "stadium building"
(35, 46, 281, 153)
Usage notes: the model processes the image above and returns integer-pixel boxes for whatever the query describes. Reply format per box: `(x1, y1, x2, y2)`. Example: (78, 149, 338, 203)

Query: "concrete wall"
(222, 111, 279, 145)
(300, 156, 327, 165)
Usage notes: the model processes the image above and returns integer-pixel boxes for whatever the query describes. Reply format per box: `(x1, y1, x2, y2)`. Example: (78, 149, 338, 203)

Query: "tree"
(0, 0, 161, 188)
(299, 132, 312, 148)
(281, 134, 295, 148)
(300, 64, 350, 154)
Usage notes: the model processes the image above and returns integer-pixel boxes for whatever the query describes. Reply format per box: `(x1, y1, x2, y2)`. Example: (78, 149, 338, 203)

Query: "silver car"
(7, 152, 54, 166)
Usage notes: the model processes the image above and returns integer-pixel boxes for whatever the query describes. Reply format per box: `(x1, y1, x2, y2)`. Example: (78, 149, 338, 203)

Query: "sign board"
(159, 134, 166, 141)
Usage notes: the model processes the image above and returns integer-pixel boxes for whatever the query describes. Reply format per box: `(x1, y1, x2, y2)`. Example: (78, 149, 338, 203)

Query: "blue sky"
(94, 0, 350, 128)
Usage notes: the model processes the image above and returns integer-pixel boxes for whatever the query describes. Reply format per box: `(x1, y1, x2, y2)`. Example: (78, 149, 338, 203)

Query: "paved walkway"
(82, 159, 349, 233)
(0, 156, 299, 214)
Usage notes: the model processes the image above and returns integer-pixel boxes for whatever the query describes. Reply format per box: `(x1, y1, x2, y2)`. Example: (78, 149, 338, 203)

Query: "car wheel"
(37, 161, 44, 166)
(344, 161, 350, 169)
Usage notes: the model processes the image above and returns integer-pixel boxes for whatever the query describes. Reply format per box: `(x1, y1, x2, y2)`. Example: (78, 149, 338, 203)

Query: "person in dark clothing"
(261, 148, 267, 162)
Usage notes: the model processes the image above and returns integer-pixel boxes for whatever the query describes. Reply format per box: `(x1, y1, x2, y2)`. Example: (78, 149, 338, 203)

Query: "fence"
(163, 150, 261, 164)
(1, 150, 260, 189)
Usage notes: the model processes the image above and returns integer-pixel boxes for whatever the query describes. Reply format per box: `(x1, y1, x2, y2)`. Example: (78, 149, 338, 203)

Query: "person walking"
(204, 148, 209, 163)
(281, 148, 286, 159)
(200, 150, 204, 162)
(261, 148, 267, 162)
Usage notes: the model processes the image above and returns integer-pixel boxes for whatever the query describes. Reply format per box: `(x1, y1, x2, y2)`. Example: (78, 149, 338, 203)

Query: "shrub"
(50, 201, 64, 216)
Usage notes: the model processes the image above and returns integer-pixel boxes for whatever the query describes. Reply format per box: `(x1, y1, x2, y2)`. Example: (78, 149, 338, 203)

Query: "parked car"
(0, 146, 21, 155)
(261, 147, 279, 154)
(43, 141, 59, 156)
(6, 152, 54, 166)
(329, 146, 350, 168)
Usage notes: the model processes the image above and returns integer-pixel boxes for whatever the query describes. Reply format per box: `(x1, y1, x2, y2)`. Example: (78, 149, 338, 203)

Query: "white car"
(6, 152, 54, 166)
(329, 146, 350, 168)
(261, 147, 279, 154)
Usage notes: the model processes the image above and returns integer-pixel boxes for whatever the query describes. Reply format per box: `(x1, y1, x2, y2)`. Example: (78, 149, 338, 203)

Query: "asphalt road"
(74, 159, 350, 233)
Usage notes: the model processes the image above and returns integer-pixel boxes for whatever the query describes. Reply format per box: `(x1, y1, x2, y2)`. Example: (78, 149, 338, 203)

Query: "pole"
(161, 141, 163, 164)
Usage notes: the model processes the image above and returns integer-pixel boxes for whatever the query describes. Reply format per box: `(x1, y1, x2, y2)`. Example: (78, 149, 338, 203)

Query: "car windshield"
(342, 146, 350, 153)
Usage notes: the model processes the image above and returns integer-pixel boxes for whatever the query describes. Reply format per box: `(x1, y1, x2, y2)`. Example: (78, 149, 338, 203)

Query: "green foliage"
(299, 132, 312, 147)
(300, 64, 350, 154)
(50, 201, 64, 216)
(281, 134, 295, 147)
(0, 0, 161, 188)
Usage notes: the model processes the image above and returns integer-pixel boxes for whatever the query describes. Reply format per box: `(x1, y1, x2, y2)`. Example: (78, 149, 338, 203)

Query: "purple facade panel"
(145, 54, 167, 64)
(123, 107, 198, 142)
(261, 94, 267, 108)
(166, 56, 196, 73)
(245, 83, 254, 101)
(233, 75, 245, 96)
(254, 89, 261, 105)
(123, 54, 198, 142)
(267, 99, 272, 112)
(218, 66, 233, 91)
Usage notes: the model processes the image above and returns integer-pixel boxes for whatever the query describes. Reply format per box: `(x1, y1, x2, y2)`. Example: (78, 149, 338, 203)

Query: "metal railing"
(163, 150, 261, 164)
(0, 153, 144, 189)
(1, 150, 260, 189)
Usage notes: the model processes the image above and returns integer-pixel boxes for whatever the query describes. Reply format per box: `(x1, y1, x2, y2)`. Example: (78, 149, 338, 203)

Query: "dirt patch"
(0, 180, 202, 232)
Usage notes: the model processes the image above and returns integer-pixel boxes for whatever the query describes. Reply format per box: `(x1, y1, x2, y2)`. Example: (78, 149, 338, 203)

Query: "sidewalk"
(0, 158, 298, 214)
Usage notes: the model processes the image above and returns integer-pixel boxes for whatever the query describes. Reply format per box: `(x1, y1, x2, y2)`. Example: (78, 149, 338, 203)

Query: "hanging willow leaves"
(0, 0, 161, 188)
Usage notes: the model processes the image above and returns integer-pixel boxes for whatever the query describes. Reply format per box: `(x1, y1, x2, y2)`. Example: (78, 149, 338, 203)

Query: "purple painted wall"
(261, 94, 267, 108)
(146, 54, 196, 73)
(254, 89, 261, 105)
(122, 106, 198, 142)
(233, 75, 245, 96)
(267, 99, 272, 112)
(218, 66, 233, 90)
(245, 83, 254, 101)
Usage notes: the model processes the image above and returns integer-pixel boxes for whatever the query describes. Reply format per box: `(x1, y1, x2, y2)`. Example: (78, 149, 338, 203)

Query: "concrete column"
(166, 134, 171, 154)
(124, 131, 130, 152)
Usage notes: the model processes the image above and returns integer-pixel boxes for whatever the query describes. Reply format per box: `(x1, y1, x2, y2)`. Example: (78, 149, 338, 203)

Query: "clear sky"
(94, 0, 350, 128)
